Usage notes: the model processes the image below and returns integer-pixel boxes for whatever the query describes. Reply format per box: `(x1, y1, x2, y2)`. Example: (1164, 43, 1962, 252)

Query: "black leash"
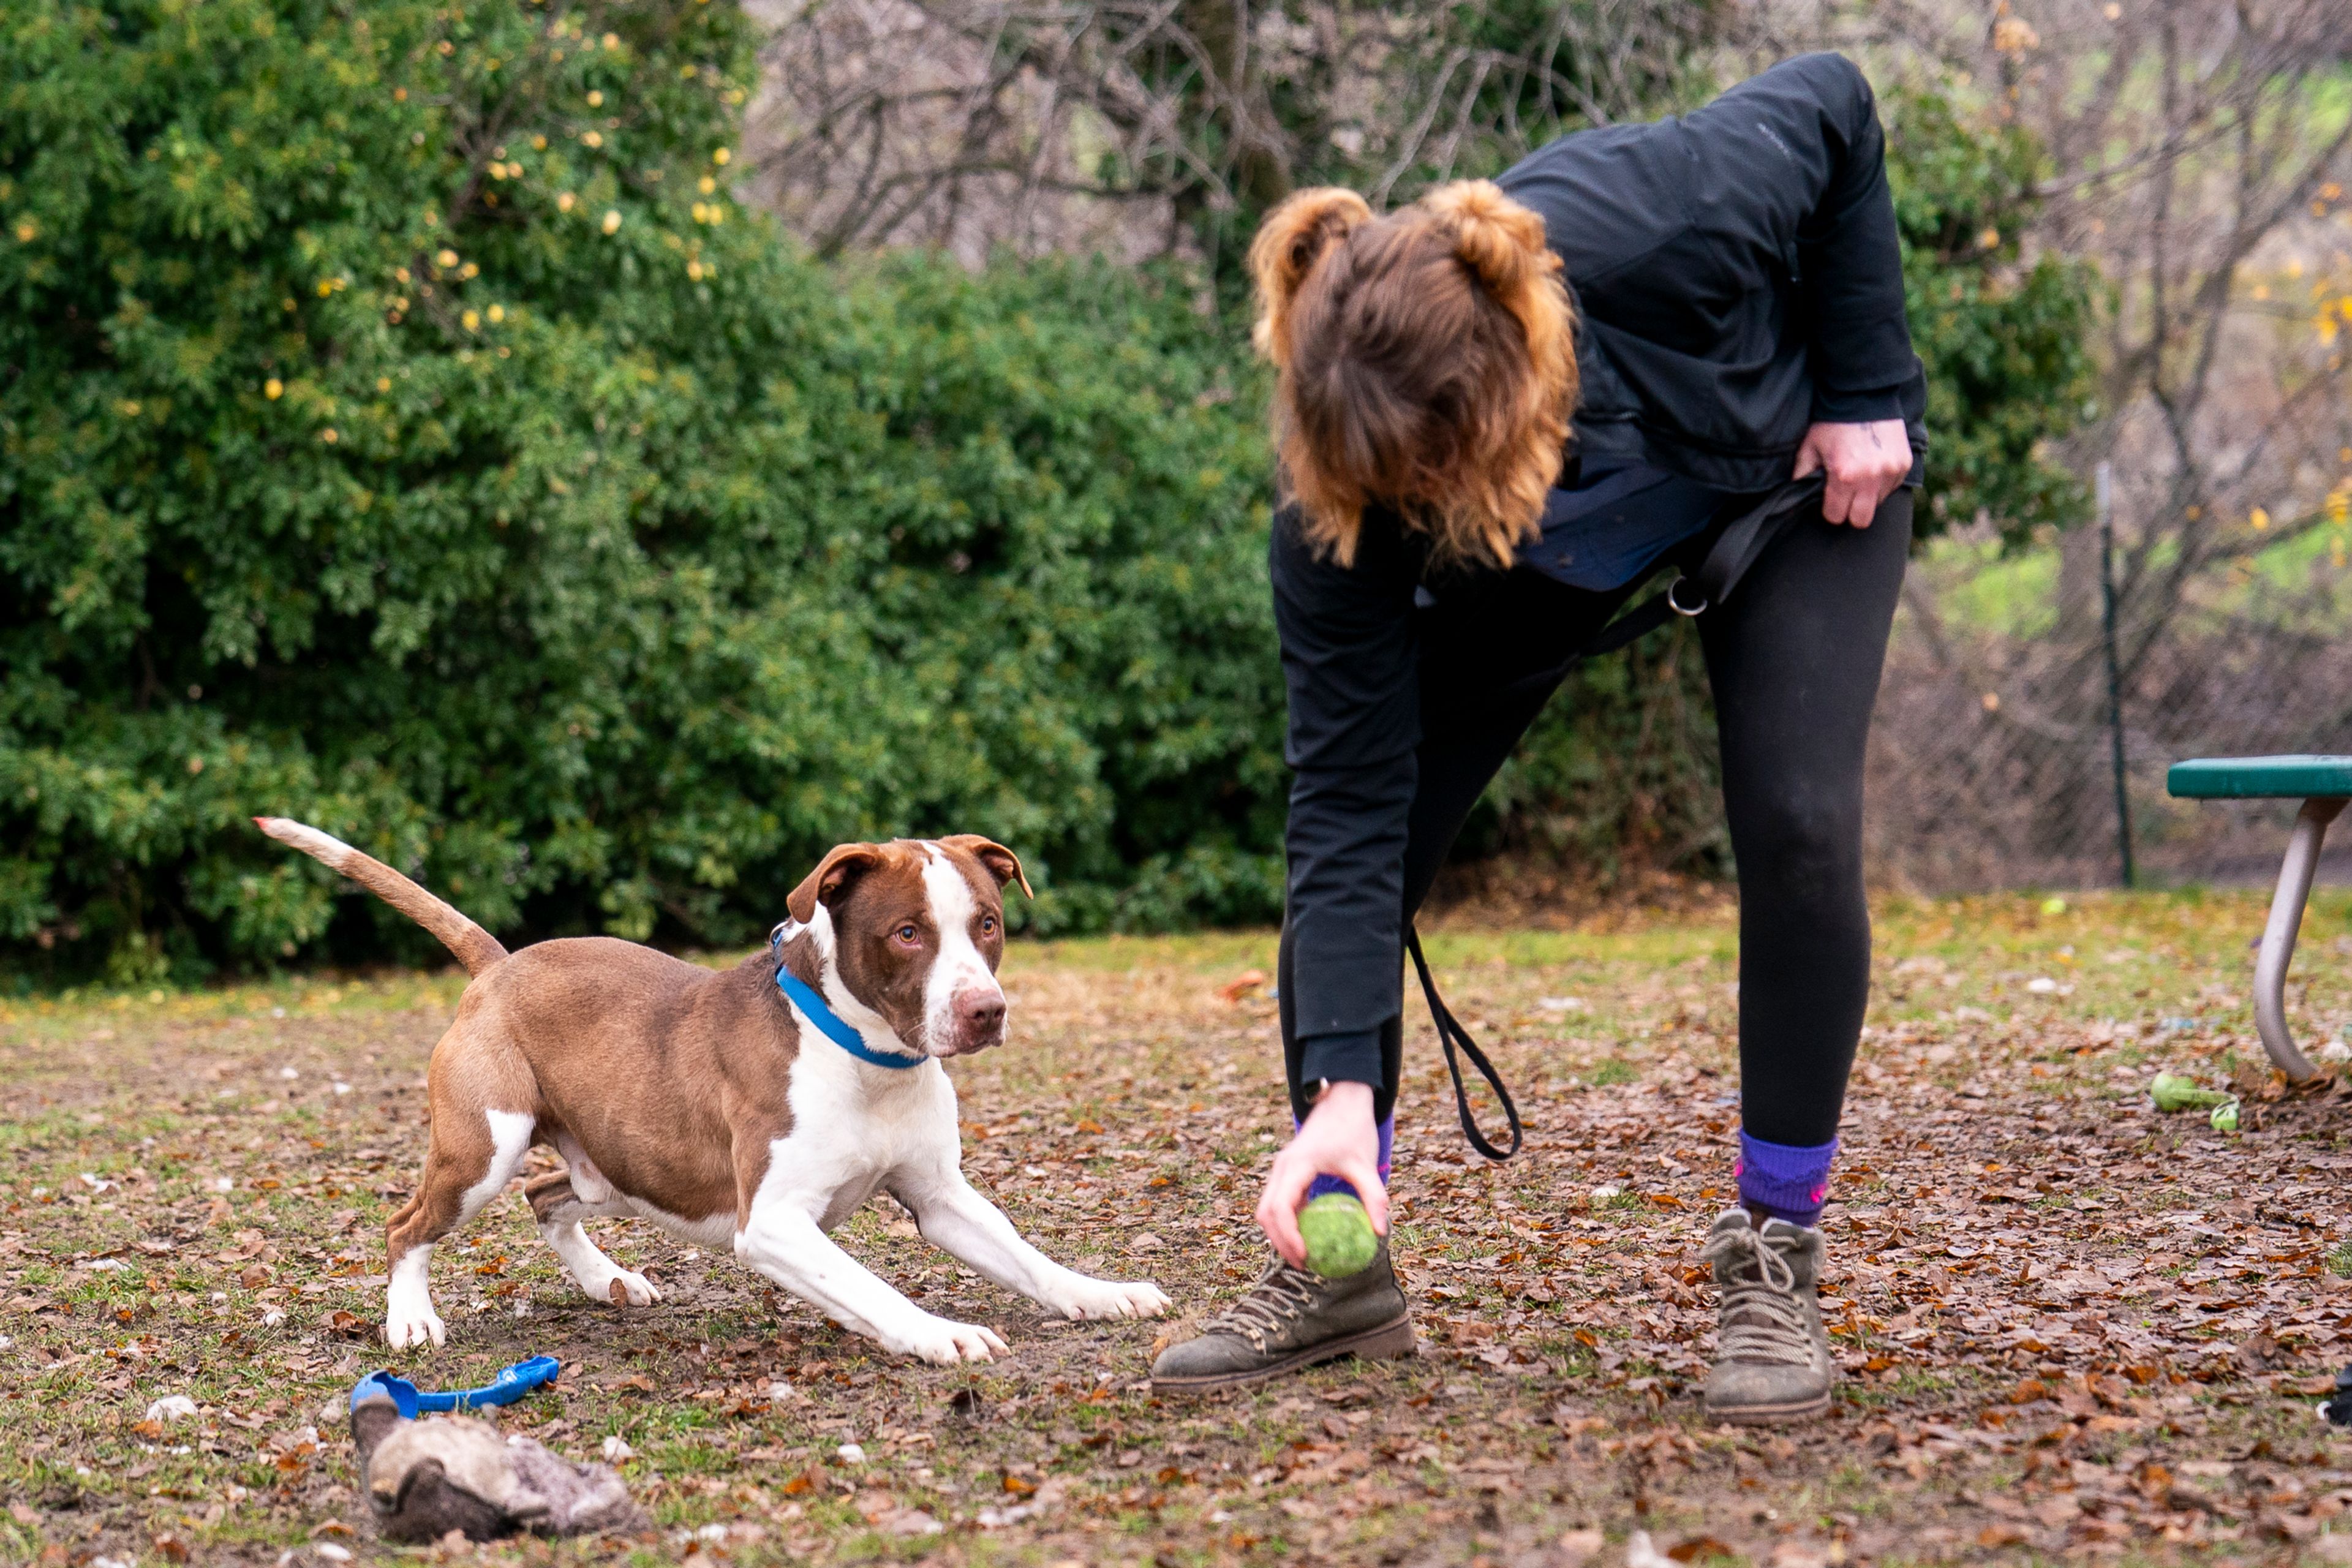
(1410, 473, 1826, 1161)
(1408, 927, 1522, 1159)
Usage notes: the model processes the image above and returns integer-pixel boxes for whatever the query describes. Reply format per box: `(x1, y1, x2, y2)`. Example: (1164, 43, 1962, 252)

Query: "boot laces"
(1700, 1226, 1815, 1368)
(1204, 1260, 1320, 1351)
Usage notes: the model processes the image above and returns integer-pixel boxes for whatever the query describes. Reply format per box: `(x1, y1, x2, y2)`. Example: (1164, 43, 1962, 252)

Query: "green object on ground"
(2166, 756, 2352, 801)
(2210, 1100, 2240, 1133)
(2149, 1073, 2234, 1113)
(1299, 1195, 1379, 1279)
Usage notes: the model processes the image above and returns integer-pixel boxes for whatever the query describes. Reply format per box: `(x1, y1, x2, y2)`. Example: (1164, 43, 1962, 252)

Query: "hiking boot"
(1150, 1243, 1414, 1392)
(1700, 1208, 1836, 1425)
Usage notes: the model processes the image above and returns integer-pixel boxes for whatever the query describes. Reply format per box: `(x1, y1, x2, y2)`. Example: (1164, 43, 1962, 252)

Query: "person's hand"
(1792, 418, 1910, 526)
(1255, 1080, 1387, 1268)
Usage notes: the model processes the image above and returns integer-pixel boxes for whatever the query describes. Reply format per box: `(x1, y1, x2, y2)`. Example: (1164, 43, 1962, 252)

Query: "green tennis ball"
(1299, 1194, 1379, 1279)
(2210, 1099, 2240, 1133)
(2150, 1072, 2233, 1113)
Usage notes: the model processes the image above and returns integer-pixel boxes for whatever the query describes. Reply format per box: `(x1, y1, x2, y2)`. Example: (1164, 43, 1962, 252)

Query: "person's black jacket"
(1273, 53, 1925, 1113)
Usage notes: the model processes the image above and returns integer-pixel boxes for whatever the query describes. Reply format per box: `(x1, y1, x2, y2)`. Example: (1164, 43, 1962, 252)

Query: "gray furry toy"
(350, 1393, 644, 1542)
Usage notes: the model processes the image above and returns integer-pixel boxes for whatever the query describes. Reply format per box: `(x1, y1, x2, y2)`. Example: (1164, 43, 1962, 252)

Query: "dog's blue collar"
(772, 938, 924, 1070)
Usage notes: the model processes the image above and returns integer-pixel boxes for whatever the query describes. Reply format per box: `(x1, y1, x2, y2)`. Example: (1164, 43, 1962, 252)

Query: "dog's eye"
(979, 914, 997, 935)
(895, 924, 920, 943)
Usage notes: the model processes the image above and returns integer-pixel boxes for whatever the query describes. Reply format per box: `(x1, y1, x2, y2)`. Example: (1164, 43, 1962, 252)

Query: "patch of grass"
(3, 889, 2348, 1564)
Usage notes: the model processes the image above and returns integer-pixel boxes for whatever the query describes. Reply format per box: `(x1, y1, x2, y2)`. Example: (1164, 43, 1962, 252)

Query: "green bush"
(0, 0, 1280, 982)
(1885, 86, 2097, 549)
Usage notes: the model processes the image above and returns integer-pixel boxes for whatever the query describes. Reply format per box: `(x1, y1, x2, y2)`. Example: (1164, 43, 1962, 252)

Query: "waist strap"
(1499, 472, 1827, 696)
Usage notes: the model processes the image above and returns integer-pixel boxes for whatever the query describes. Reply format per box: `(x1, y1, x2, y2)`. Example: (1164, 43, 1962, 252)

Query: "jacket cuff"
(1809, 383, 1906, 424)
(1297, 1029, 1387, 1094)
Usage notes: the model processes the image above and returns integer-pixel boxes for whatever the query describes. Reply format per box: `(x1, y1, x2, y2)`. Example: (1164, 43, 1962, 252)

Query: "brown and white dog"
(255, 818, 1169, 1364)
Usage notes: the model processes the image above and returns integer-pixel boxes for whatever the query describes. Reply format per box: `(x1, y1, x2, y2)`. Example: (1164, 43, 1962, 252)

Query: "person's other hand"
(1792, 418, 1910, 526)
(1255, 1080, 1387, 1267)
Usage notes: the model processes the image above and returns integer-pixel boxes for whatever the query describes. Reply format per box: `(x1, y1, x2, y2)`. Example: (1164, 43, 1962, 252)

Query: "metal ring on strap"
(1665, 575, 1709, 617)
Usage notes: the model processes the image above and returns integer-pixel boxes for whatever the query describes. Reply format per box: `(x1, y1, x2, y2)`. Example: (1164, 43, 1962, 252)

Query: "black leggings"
(1277, 491, 1912, 1148)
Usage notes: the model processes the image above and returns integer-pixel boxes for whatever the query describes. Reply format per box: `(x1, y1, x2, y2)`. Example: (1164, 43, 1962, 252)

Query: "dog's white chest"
(757, 1034, 958, 1234)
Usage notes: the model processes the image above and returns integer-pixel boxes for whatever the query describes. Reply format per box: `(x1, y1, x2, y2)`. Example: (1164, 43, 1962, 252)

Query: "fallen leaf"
(1217, 968, 1268, 1003)
(1627, 1531, 1676, 1568)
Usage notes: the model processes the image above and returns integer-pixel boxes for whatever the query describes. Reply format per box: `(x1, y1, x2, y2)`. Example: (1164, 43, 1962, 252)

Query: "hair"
(1248, 179, 1578, 570)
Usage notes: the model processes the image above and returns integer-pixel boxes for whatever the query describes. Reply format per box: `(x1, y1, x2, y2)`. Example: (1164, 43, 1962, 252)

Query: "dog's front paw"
(1055, 1279, 1171, 1321)
(896, 1316, 1011, 1366)
(601, 1268, 662, 1308)
(385, 1303, 447, 1350)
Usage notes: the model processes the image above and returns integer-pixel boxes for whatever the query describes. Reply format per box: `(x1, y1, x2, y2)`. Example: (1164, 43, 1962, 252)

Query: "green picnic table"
(2166, 755, 2351, 1080)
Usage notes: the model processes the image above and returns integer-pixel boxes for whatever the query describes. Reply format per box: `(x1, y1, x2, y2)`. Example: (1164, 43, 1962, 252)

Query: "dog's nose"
(955, 989, 1007, 1040)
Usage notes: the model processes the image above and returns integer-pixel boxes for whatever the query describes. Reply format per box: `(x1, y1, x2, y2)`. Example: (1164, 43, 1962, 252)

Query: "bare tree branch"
(739, 0, 1708, 266)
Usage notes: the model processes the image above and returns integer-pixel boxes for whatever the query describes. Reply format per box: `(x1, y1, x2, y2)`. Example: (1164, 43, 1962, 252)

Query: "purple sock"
(1305, 1113, 1393, 1201)
(1734, 1131, 1836, 1229)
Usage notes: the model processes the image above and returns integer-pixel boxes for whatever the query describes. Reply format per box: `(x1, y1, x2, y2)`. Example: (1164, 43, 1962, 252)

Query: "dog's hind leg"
(386, 1041, 537, 1350)
(525, 1172, 661, 1308)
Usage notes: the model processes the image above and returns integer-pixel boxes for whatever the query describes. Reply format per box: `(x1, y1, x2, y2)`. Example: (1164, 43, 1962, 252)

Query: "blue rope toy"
(351, 1355, 562, 1418)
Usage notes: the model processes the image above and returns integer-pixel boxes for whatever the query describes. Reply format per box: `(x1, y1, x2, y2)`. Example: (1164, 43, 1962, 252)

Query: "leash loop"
(1407, 927, 1522, 1161)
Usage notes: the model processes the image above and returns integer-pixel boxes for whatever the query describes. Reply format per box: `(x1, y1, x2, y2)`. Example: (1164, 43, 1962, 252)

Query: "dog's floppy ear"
(940, 835, 1033, 900)
(786, 843, 888, 924)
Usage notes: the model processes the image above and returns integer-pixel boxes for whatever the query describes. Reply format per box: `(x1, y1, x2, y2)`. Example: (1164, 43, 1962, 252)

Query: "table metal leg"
(2255, 796, 2346, 1080)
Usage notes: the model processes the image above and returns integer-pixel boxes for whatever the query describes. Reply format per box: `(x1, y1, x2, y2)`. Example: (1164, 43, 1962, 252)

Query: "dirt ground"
(7, 889, 2352, 1567)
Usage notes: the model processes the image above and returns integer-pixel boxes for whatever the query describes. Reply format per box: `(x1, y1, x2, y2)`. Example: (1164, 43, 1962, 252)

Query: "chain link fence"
(1866, 489, 2352, 893)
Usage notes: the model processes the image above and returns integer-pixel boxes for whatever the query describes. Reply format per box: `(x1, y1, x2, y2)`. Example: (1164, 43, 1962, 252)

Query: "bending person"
(1150, 53, 1923, 1426)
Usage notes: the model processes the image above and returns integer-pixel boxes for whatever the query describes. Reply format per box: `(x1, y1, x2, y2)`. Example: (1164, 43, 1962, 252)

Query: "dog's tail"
(253, 817, 510, 976)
